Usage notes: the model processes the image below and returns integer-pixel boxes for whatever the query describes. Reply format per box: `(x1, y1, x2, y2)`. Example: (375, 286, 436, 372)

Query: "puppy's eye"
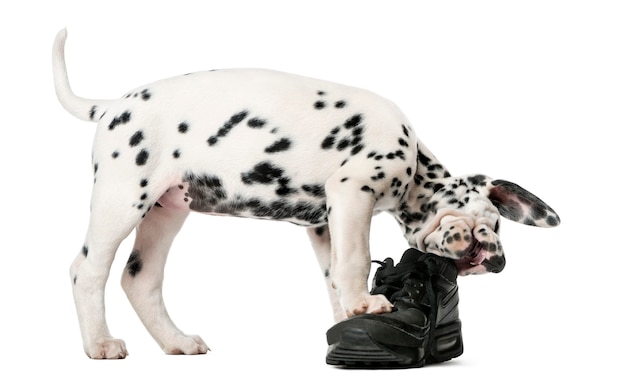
(494, 220, 500, 233)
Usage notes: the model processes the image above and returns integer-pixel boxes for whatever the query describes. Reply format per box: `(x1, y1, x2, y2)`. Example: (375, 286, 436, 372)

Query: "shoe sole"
(327, 328, 424, 368)
(326, 320, 463, 368)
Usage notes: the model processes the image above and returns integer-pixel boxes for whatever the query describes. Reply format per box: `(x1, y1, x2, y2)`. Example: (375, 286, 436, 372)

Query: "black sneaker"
(325, 248, 463, 368)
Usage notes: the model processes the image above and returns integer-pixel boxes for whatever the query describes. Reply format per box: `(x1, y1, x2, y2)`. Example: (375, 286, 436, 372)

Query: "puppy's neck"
(391, 140, 451, 246)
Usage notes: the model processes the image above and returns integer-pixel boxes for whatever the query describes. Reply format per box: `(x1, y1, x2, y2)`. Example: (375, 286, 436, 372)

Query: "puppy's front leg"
(325, 176, 393, 318)
(307, 225, 346, 323)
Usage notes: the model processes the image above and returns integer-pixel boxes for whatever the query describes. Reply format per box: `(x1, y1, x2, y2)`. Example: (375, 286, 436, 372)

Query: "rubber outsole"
(326, 320, 463, 368)
(326, 328, 424, 368)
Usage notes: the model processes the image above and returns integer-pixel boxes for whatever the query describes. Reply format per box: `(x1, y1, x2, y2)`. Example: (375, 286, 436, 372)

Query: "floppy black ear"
(488, 180, 560, 227)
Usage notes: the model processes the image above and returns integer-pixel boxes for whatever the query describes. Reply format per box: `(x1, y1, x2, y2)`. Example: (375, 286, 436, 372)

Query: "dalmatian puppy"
(52, 29, 560, 359)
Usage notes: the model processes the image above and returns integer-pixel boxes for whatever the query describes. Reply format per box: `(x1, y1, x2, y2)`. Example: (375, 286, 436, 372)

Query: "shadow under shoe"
(326, 248, 463, 368)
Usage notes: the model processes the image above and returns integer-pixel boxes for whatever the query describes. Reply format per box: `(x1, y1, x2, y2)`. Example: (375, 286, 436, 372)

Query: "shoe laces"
(371, 255, 441, 311)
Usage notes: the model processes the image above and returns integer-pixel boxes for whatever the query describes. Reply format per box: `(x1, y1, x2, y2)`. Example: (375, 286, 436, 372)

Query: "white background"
(1, 0, 624, 384)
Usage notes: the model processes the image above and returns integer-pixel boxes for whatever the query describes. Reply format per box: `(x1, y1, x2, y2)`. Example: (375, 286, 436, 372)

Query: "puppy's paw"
(86, 338, 128, 359)
(162, 334, 209, 355)
(344, 294, 394, 317)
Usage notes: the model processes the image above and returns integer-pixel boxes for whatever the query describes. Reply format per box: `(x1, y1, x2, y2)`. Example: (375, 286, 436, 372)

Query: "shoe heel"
(427, 320, 463, 363)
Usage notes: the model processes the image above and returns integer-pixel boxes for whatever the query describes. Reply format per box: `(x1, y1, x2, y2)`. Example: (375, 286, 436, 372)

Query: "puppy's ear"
(487, 180, 560, 227)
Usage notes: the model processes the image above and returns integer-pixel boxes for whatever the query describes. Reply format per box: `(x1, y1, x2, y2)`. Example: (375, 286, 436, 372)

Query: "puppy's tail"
(52, 29, 112, 122)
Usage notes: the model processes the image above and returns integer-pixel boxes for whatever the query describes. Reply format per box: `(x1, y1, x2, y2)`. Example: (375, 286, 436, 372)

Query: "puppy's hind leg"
(121, 205, 209, 355)
(71, 187, 146, 359)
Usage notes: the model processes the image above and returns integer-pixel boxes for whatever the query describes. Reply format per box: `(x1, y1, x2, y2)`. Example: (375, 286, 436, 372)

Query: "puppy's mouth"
(462, 239, 485, 265)
(454, 239, 506, 274)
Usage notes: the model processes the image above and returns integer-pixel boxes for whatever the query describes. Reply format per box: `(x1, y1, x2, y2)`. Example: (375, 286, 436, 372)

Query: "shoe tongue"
(400, 249, 459, 282)
(396, 249, 428, 273)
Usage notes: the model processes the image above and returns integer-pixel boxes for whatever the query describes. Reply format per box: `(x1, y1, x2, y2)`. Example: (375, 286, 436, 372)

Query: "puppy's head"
(411, 175, 560, 275)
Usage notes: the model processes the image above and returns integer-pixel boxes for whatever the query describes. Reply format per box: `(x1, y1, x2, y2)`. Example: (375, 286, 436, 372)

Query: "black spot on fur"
(547, 216, 559, 226)
(371, 172, 386, 181)
(314, 101, 326, 109)
(108, 111, 131, 130)
(321, 135, 335, 149)
(247, 117, 266, 128)
(468, 175, 487, 186)
(126, 250, 143, 277)
(265, 138, 292, 153)
(208, 110, 249, 146)
(178, 122, 189, 133)
(417, 151, 431, 166)
(335, 100, 346, 108)
(315, 226, 326, 236)
(140, 89, 151, 101)
(89, 105, 97, 120)
(241, 162, 284, 185)
(82, 245, 88, 257)
(398, 138, 409, 147)
(361, 185, 375, 194)
(432, 183, 445, 192)
(129, 131, 144, 147)
(140, 179, 148, 187)
(112, 151, 119, 159)
(136, 149, 149, 166)
(276, 183, 297, 196)
(185, 173, 228, 211)
(173, 149, 181, 158)
(344, 114, 362, 129)
(302, 184, 326, 197)
(351, 144, 364, 156)
(337, 138, 350, 151)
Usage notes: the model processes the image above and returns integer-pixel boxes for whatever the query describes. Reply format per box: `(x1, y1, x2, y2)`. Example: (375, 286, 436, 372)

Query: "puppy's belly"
(156, 181, 328, 226)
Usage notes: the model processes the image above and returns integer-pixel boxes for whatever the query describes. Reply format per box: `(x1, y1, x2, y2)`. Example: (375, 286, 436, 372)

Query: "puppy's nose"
(482, 255, 506, 273)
